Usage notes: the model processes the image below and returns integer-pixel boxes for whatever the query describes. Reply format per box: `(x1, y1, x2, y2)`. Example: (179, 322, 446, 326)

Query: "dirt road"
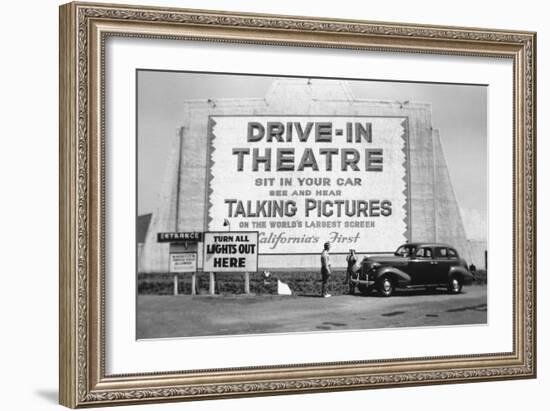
(137, 285, 487, 339)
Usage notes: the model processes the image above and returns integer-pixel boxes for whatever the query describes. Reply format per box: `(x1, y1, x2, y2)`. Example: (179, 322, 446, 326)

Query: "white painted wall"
(0, 0, 546, 410)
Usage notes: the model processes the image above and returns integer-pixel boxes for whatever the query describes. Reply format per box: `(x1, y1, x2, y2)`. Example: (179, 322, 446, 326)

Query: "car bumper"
(350, 277, 375, 287)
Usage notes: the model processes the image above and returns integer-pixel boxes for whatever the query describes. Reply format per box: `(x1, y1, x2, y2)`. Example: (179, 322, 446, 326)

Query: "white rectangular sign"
(203, 231, 259, 272)
(207, 116, 409, 254)
(169, 252, 197, 273)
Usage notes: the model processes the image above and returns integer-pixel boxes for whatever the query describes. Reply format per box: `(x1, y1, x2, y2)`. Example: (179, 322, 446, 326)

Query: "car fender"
(373, 266, 411, 286)
(448, 266, 474, 285)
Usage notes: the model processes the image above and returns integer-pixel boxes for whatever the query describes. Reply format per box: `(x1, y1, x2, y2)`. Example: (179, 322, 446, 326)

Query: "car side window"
(435, 247, 448, 259)
(396, 246, 407, 256)
(415, 247, 432, 258)
(396, 245, 415, 257)
(448, 248, 458, 259)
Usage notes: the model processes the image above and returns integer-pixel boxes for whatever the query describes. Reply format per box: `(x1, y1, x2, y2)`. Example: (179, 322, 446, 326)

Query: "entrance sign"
(207, 116, 409, 254)
(157, 232, 202, 242)
(169, 252, 197, 273)
(203, 232, 259, 272)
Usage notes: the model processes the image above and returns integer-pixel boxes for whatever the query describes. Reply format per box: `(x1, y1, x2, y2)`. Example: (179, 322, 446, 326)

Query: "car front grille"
(359, 265, 370, 281)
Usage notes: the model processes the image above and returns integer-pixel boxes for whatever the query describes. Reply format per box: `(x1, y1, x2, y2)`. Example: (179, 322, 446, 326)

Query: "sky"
(137, 71, 487, 239)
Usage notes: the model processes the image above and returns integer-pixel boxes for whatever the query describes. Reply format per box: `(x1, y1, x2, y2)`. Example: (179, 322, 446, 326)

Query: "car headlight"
(370, 262, 381, 271)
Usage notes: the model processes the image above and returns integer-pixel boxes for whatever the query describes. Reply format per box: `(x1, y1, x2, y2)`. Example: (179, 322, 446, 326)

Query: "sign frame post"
(244, 272, 250, 294)
(191, 273, 196, 296)
(173, 274, 178, 296)
(209, 272, 215, 295)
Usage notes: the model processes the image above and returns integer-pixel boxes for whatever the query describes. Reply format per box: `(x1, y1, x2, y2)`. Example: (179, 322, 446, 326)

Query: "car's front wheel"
(377, 276, 394, 297)
(448, 276, 463, 294)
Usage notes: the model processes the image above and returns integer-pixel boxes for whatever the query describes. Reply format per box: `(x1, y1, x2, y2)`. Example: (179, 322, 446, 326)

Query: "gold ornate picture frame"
(59, 1, 536, 408)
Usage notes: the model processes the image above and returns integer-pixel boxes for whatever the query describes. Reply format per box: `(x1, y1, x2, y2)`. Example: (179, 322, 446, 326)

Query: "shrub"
(138, 271, 350, 295)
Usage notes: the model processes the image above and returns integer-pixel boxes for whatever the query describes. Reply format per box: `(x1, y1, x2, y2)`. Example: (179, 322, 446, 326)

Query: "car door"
(433, 247, 451, 285)
(407, 246, 434, 285)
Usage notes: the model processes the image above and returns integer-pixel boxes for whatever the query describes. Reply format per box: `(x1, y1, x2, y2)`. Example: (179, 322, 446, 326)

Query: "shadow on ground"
(35, 389, 58, 404)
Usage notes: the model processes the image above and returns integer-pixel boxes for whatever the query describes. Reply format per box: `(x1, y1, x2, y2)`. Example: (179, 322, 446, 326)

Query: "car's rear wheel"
(377, 276, 394, 297)
(448, 276, 463, 294)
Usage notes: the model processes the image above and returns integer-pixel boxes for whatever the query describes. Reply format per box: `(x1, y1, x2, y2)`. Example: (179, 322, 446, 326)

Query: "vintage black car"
(349, 243, 474, 297)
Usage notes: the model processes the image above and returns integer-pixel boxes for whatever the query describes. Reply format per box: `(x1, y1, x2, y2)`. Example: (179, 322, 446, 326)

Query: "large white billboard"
(207, 116, 409, 254)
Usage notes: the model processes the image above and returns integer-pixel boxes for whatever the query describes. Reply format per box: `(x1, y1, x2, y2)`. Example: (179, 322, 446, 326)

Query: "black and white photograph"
(136, 71, 488, 339)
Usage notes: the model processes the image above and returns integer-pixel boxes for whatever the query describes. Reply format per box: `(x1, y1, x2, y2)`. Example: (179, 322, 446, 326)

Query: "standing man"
(321, 242, 332, 298)
(346, 249, 358, 294)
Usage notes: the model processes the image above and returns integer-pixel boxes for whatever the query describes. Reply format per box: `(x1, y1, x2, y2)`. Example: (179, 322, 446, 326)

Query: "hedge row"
(473, 270, 488, 285)
(138, 269, 487, 296)
(137, 271, 350, 296)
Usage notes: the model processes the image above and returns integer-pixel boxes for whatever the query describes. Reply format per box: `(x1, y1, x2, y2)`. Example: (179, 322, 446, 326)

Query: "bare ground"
(137, 285, 487, 339)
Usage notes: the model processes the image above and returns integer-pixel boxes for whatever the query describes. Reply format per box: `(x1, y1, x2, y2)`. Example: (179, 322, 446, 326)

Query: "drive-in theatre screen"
(208, 116, 409, 255)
